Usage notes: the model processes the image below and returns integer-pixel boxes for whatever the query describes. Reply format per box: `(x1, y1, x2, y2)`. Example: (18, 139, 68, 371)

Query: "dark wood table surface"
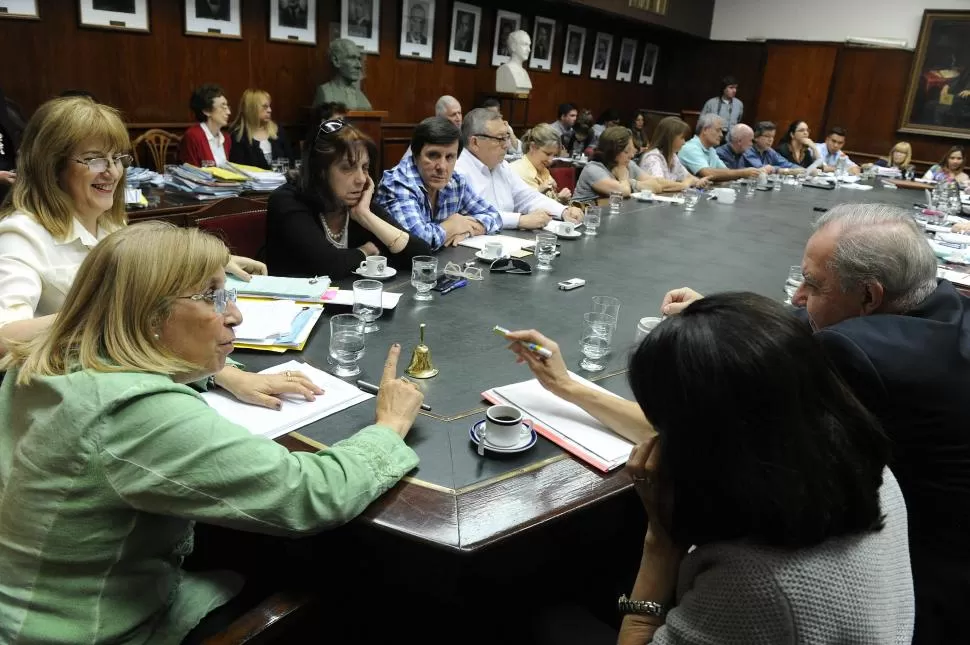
(237, 180, 921, 554)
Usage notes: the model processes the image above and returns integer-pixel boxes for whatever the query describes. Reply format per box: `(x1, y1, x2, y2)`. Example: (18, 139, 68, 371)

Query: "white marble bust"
(496, 30, 533, 94)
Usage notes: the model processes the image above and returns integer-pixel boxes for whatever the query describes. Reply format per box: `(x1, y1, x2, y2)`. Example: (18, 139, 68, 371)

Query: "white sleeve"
(507, 165, 566, 220)
(0, 228, 46, 328)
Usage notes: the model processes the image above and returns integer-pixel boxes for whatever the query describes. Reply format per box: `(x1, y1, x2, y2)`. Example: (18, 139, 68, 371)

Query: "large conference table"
(236, 179, 921, 564)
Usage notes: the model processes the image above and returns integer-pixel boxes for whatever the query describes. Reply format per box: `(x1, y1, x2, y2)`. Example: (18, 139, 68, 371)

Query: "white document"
(644, 194, 685, 204)
(325, 290, 403, 309)
(202, 360, 372, 440)
(459, 234, 537, 252)
(234, 300, 304, 340)
(938, 267, 970, 287)
(488, 374, 633, 469)
(840, 183, 873, 191)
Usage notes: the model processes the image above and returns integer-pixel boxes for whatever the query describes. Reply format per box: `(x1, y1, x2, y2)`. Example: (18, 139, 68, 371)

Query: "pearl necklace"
(322, 210, 349, 249)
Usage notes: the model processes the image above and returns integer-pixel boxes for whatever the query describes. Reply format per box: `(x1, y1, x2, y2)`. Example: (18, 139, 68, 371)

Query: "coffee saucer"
(543, 223, 583, 238)
(475, 250, 509, 263)
(353, 267, 397, 280)
(469, 420, 537, 454)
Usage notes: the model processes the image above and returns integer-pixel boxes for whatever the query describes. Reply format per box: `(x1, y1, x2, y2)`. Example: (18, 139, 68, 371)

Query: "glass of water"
(579, 312, 616, 372)
(784, 265, 804, 305)
(329, 313, 365, 377)
(683, 189, 701, 212)
(609, 191, 623, 214)
(535, 232, 558, 271)
(745, 179, 757, 198)
(411, 256, 437, 302)
(591, 295, 621, 324)
(584, 206, 601, 236)
(352, 279, 383, 333)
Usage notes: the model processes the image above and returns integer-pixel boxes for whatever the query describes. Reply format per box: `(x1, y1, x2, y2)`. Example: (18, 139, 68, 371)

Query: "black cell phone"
(432, 275, 460, 291)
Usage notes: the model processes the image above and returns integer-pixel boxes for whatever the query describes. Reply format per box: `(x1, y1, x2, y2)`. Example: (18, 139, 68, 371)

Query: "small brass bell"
(405, 323, 439, 379)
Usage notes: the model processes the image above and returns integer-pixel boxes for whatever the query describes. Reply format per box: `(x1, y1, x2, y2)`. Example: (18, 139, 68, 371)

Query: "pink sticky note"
(322, 288, 339, 301)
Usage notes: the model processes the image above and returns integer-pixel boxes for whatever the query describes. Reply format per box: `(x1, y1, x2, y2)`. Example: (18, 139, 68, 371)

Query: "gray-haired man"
(678, 114, 761, 183)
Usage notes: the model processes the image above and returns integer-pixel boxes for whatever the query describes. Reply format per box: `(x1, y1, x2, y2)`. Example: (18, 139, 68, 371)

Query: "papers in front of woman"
(227, 275, 331, 300)
(201, 360, 373, 440)
(232, 298, 323, 352)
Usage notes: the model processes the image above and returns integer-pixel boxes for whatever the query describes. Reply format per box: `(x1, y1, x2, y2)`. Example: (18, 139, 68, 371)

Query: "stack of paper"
(202, 360, 373, 440)
(234, 298, 323, 352)
(227, 275, 331, 301)
(483, 374, 634, 472)
(225, 162, 287, 192)
(874, 166, 901, 178)
(165, 164, 245, 199)
(126, 166, 164, 187)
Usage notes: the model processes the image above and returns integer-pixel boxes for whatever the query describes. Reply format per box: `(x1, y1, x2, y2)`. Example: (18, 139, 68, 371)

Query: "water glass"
(411, 256, 438, 302)
(904, 167, 916, 181)
(683, 189, 701, 212)
(584, 206, 602, 235)
(591, 295, 621, 324)
(609, 191, 623, 215)
(745, 179, 757, 198)
(329, 313, 365, 377)
(535, 232, 558, 271)
(579, 312, 616, 372)
(784, 265, 803, 305)
(772, 174, 782, 191)
(352, 279, 383, 333)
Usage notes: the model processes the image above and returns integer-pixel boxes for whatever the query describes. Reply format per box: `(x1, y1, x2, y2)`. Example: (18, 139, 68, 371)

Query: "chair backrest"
(196, 207, 267, 261)
(131, 129, 181, 171)
(549, 166, 576, 193)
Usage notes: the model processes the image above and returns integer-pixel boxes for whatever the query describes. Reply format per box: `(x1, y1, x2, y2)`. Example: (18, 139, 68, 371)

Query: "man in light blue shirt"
(815, 126, 860, 175)
(743, 121, 799, 173)
(679, 114, 761, 183)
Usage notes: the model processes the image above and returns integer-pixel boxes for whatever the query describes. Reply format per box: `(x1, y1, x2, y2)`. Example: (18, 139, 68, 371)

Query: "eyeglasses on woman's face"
(73, 154, 133, 174)
(177, 287, 237, 314)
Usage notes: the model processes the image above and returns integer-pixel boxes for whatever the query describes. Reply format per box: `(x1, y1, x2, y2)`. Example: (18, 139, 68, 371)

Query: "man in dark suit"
(662, 203, 970, 645)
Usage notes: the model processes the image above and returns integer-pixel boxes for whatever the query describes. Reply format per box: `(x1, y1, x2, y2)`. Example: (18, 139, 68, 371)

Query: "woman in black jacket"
(266, 119, 431, 279)
(228, 89, 293, 169)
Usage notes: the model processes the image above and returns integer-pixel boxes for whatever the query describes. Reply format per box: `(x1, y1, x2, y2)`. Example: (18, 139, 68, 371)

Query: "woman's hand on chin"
(350, 176, 376, 221)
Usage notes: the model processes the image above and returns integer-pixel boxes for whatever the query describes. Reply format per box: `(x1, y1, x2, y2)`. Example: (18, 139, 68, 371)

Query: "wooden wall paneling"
(755, 42, 838, 138)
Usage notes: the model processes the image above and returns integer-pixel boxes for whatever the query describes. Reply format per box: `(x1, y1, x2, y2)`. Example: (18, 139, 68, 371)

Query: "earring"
(153, 333, 160, 340)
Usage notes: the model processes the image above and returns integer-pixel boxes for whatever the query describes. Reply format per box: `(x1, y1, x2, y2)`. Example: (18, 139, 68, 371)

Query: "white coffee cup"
(559, 221, 576, 235)
(635, 316, 663, 343)
(714, 187, 737, 204)
(359, 255, 387, 276)
(483, 405, 533, 447)
(483, 241, 505, 259)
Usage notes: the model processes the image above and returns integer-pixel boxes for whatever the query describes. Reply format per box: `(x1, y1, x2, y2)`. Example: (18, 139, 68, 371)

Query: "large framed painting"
(900, 10, 970, 140)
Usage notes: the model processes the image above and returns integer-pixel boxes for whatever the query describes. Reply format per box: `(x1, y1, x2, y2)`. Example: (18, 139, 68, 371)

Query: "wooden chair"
(550, 165, 577, 194)
(202, 591, 320, 644)
(131, 129, 181, 170)
(195, 202, 268, 261)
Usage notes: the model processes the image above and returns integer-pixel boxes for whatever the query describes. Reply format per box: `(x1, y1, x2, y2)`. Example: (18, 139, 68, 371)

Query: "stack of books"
(164, 164, 246, 199)
(225, 162, 288, 192)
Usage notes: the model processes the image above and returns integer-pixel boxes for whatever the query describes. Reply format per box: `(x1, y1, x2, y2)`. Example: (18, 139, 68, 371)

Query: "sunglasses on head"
(489, 257, 533, 274)
(315, 119, 346, 143)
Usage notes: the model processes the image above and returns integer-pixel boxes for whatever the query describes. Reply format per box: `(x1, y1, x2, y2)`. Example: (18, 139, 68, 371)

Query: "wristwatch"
(617, 594, 665, 617)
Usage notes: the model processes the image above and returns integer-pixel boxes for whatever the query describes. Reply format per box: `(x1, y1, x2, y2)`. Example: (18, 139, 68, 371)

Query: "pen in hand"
(356, 379, 432, 411)
(493, 325, 553, 359)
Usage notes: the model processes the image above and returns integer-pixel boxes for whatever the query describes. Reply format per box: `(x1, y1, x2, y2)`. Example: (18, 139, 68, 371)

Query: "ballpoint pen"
(440, 278, 467, 295)
(492, 325, 554, 359)
(356, 380, 433, 411)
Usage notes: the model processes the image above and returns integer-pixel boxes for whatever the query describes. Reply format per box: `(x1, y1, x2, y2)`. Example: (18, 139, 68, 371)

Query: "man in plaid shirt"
(377, 116, 501, 250)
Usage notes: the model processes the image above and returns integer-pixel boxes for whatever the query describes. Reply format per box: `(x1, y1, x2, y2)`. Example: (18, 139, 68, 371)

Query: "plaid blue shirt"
(376, 155, 501, 250)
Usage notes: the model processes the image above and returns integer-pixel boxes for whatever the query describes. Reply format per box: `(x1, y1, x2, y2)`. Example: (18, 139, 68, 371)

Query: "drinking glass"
(591, 295, 621, 324)
(411, 256, 438, 302)
(609, 191, 623, 214)
(772, 173, 782, 191)
(579, 313, 616, 372)
(329, 313, 365, 377)
(535, 232, 558, 271)
(683, 189, 701, 212)
(745, 179, 757, 198)
(584, 206, 601, 236)
(784, 265, 803, 305)
(904, 167, 915, 181)
(352, 279, 383, 333)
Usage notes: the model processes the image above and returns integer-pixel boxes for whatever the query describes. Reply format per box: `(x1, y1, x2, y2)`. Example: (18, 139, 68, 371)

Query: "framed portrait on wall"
(79, 0, 149, 32)
(638, 43, 659, 85)
(491, 9, 520, 67)
(616, 38, 636, 82)
(900, 10, 970, 139)
(529, 16, 554, 71)
(0, 1, 39, 20)
(184, 0, 240, 38)
(269, 0, 316, 45)
(590, 32, 612, 80)
(561, 24, 585, 76)
(341, 0, 380, 53)
(448, 2, 480, 66)
(399, 0, 435, 60)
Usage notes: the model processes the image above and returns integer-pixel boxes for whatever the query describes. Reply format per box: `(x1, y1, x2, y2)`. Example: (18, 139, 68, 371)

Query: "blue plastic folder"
(227, 275, 331, 301)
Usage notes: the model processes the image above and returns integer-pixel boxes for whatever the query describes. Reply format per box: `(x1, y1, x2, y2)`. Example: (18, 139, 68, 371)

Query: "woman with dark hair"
(630, 109, 650, 156)
(265, 120, 431, 278)
(573, 126, 662, 202)
(923, 145, 969, 189)
(638, 116, 709, 191)
(178, 84, 232, 167)
(508, 292, 914, 644)
(776, 120, 820, 169)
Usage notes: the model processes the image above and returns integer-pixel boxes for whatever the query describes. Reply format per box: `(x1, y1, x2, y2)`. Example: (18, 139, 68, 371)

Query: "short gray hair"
(435, 95, 459, 117)
(696, 113, 723, 135)
(728, 123, 753, 143)
(461, 107, 502, 145)
(814, 203, 937, 313)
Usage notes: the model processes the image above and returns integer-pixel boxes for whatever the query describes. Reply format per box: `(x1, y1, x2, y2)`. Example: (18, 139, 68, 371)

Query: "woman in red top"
(178, 84, 232, 167)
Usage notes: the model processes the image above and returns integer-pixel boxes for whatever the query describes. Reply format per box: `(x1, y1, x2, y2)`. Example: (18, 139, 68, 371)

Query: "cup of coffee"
(483, 405, 533, 447)
(483, 241, 505, 259)
(559, 221, 576, 235)
(635, 316, 663, 343)
(359, 255, 387, 276)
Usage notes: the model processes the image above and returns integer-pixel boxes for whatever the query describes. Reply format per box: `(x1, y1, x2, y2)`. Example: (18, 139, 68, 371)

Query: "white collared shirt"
(454, 149, 565, 229)
(0, 211, 116, 326)
(201, 122, 227, 166)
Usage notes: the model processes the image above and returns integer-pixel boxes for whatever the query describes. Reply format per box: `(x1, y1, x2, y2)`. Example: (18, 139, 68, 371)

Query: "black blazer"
(228, 129, 293, 170)
(266, 182, 432, 279)
(812, 281, 970, 638)
(776, 141, 818, 168)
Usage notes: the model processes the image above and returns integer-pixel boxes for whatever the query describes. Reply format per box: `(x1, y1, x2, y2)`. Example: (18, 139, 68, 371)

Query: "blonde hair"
(886, 141, 912, 168)
(231, 89, 278, 144)
(0, 97, 129, 241)
(521, 123, 561, 153)
(5, 222, 230, 385)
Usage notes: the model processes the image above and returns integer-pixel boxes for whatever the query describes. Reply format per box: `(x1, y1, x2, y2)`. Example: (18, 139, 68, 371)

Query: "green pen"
(493, 325, 554, 359)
